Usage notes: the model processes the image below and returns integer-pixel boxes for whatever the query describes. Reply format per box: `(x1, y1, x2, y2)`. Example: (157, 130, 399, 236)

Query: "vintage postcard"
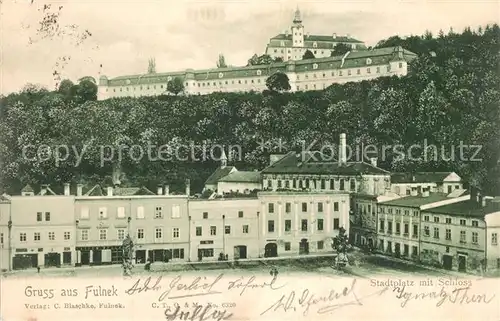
(0, 0, 499, 320)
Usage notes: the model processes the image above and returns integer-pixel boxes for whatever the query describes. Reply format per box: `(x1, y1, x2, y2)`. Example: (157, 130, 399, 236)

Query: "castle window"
(312, 63, 318, 70)
(274, 49, 277, 53)
(238, 80, 241, 84)
(256, 70, 262, 76)
(280, 41, 285, 47)
(218, 72, 223, 78)
(367, 68, 371, 74)
(225, 81, 228, 84)
(357, 69, 361, 75)
(313, 42, 317, 48)
(348, 70, 351, 76)
(366, 58, 372, 65)
(339, 71, 343, 76)
(331, 71, 334, 76)
(376, 67, 380, 73)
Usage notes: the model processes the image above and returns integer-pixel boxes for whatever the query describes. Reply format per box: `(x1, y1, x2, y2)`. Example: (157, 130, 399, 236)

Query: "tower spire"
(220, 149, 227, 168)
(293, 6, 302, 23)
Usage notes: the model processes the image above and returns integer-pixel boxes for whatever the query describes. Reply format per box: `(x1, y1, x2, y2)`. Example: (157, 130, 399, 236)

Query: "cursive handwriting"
(393, 284, 496, 308)
(165, 303, 233, 321)
(125, 276, 162, 296)
(227, 275, 286, 296)
(260, 279, 389, 316)
(158, 274, 224, 301)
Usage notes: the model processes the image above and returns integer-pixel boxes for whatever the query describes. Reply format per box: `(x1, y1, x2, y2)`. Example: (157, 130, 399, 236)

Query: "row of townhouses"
(1, 133, 498, 274)
(0, 185, 349, 271)
(97, 9, 416, 100)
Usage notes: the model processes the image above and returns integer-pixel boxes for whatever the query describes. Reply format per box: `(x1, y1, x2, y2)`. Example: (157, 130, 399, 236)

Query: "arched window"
(366, 58, 372, 65)
(312, 63, 318, 70)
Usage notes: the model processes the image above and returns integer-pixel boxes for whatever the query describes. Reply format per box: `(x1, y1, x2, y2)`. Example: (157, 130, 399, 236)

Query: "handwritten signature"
(125, 273, 285, 302)
(227, 275, 286, 296)
(165, 303, 233, 321)
(260, 279, 389, 316)
(393, 284, 496, 307)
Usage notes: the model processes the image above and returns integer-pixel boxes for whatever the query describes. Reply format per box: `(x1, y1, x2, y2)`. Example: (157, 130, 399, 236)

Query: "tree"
(302, 50, 315, 60)
(74, 78, 97, 102)
(265, 72, 291, 92)
(331, 43, 351, 56)
(247, 54, 282, 66)
(57, 79, 74, 96)
(166, 77, 184, 95)
(216, 54, 227, 68)
(148, 58, 156, 74)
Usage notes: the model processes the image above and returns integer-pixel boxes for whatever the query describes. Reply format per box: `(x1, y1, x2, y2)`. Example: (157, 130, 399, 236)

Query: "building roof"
(261, 151, 389, 175)
(391, 172, 458, 184)
(218, 171, 261, 183)
(424, 199, 500, 218)
(21, 184, 34, 192)
(270, 33, 364, 44)
(204, 166, 236, 186)
(104, 46, 417, 87)
(380, 193, 451, 208)
(112, 186, 155, 196)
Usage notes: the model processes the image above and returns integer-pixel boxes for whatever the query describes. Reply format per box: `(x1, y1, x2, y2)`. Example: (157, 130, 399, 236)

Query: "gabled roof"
(270, 33, 364, 43)
(218, 171, 261, 183)
(85, 185, 104, 196)
(37, 186, 58, 195)
(21, 184, 34, 193)
(204, 166, 236, 185)
(391, 172, 458, 184)
(261, 152, 389, 175)
(424, 199, 499, 218)
(380, 193, 451, 208)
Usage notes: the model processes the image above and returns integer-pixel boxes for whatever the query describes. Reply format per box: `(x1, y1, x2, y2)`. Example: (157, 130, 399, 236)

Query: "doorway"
(264, 243, 278, 258)
(135, 250, 146, 264)
(443, 255, 453, 270)
(299, 239, 309, 255)
(458, 255, 467, 272)
(80, 250, 90, 265)
(394, 243, 401, 258)
(44, 252, 61, 267)
(92, 249, 102, 265)
(234, 245, 247, 259)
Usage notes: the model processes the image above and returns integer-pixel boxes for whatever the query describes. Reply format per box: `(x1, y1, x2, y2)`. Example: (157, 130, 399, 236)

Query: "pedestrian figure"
(270, 266, 278, 278)
(37, 266, 40, 273)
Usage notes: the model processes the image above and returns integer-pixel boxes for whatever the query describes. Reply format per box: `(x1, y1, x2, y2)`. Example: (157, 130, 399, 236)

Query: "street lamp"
(7, 219, 12, 271)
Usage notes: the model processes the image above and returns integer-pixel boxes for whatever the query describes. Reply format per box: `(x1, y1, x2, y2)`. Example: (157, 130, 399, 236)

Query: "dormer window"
(313, 42, 318, 48)
(218, 72, 224, 78)
(280, 41, 285, 47)
(256, 70, 262, 76)
(167, 76, 172, 81)
(366, 58, 372, 65)
(312, 63, 318, 70)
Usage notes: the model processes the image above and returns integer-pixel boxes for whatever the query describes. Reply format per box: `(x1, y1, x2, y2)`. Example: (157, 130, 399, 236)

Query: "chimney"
(370, 157, 378, 167)
(338, 133, 347, 165)
(185, 179, 190, 196)
(482, 197, 487, 207)
(332, 33, 337, 39)
(410, 187, 418, 196)
(64, 183, 70, 196)
(107, 186, 113, 197)
(164, 185, 170, 195)
(40, 184, 48, 196)
(285, 29, 289, 36)
(77, 184, 83, 196)
(157, 184, 163, 196)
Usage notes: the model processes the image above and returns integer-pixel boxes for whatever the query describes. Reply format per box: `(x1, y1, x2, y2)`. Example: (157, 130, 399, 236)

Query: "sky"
(0, 0, 498, 94)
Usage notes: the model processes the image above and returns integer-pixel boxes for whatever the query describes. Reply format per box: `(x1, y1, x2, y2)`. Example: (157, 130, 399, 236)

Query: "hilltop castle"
(97, 9, 416, 100)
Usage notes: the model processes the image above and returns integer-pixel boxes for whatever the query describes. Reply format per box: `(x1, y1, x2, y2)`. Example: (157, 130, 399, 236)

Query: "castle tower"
(291, 6, 304, 48)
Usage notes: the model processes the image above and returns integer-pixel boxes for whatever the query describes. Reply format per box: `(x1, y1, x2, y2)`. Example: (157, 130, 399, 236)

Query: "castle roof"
(103, 47, 417, 87)
(260, 151, 389, 176)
